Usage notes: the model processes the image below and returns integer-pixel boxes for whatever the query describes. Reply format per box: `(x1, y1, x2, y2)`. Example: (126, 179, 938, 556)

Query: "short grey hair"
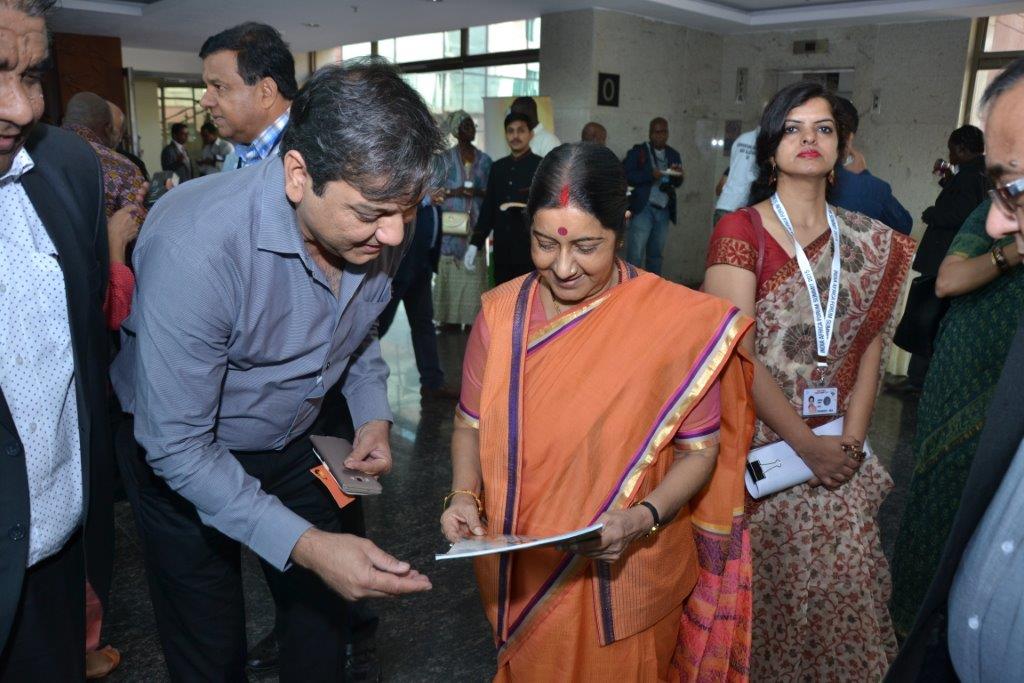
(981, 57, 1024, 111)
(64, 92, 113, 136)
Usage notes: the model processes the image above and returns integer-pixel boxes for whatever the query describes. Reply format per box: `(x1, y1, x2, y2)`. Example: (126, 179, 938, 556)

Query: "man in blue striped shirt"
(199, 23, 295, 171)
(112, 60, 445, 681)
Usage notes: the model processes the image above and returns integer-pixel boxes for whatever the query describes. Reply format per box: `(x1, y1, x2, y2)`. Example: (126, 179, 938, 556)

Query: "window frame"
(961, 16, 1024, 123)
(327, 26, 540, 74)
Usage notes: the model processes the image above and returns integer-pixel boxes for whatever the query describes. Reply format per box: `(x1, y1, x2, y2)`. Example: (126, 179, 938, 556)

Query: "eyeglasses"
(990, 176, 1024, 217)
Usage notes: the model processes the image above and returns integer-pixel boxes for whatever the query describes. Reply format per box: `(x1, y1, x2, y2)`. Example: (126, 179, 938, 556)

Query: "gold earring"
(769, 164, 778, 185)
(827, 170, 836, 186)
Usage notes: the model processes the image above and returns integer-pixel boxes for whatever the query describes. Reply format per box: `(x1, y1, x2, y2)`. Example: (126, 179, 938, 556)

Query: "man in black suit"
(378, 191, 456, 399)
(160, 121, 193, 182)
(0, 1, 137, 678)
(887, 58, 1024, 682)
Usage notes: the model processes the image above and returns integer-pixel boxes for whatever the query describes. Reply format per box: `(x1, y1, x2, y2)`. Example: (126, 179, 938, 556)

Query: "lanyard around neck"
(770, 193, 842, 361)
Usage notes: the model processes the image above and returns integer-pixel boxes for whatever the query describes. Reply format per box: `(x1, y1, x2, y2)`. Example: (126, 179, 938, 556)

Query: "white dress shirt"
(0, 149, 83, 566)
(531, 122, 561, 158)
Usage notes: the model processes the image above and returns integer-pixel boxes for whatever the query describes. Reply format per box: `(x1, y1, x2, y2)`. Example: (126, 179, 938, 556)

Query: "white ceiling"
(49, 0, 1024, 53)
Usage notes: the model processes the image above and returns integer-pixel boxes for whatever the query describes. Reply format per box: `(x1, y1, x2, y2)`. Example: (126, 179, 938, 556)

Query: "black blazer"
(0, 125, 114, 651)
(887, 317, 1024, 680)
(913, 157, 990, 276)
(160, 142, 192, 182)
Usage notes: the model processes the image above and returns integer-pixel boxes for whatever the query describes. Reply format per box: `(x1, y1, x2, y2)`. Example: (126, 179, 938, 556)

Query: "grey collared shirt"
(948, 439, 1024, 682)
(111, 157, 402, 570)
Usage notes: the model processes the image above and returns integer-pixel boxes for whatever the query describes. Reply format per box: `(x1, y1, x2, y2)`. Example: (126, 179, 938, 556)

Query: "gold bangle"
(443, 489, 483, 516)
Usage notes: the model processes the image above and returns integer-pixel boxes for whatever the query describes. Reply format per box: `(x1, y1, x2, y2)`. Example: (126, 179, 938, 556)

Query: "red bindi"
(557, 227, 568, 236)
(559, 184, 570, 207)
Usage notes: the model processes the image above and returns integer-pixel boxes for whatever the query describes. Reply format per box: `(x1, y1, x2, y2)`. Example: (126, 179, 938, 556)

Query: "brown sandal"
(86, 645, 121, 679)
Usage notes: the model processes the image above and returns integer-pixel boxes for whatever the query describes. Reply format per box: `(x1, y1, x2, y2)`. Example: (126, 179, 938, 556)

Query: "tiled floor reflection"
(103, 309, 919, 681)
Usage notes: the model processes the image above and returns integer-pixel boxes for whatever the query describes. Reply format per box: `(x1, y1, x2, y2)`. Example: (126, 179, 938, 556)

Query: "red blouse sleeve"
(673, 380, 721, 451)
(103, 261, 136, 331)
(456, 310, 489, 428)
(706, 209, 759, 274)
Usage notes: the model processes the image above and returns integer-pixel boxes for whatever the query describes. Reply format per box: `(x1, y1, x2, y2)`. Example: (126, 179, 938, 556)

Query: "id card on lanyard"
(770, 193, 842, 417)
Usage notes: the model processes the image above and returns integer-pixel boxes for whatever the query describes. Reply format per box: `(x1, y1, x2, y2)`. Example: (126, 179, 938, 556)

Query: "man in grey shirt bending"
(111, 60, 443, 680)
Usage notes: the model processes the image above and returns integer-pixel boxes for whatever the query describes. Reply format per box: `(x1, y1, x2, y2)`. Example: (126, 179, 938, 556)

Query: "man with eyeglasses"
(888, 56, 1024, 683)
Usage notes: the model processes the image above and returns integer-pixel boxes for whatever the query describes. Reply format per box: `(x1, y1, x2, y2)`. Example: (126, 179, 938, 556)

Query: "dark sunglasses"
(989, 175, 1024, 216)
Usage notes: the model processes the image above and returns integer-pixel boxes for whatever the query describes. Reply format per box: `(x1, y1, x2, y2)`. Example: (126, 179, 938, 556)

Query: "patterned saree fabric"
(707, 206, 915, 681)
(467, 265, 755, 681)
(890, 199, 1024, 637)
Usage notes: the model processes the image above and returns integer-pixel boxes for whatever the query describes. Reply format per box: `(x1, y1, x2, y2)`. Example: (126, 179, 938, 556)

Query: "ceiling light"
(302, 22, 321, 28)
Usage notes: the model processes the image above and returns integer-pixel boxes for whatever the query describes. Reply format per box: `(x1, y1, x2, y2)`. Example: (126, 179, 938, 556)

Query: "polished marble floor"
(103, 310, 919, 682)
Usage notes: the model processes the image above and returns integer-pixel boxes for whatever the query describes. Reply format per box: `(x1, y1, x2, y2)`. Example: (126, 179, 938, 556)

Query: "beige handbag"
(442, 211, 471, 236)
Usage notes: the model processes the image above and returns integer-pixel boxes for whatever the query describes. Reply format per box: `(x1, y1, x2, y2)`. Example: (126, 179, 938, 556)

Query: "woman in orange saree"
(704, 82, 915, 681)
(440, 143, 756, 682)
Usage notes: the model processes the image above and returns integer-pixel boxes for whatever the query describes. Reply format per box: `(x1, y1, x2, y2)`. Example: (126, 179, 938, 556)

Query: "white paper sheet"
(435, 523, 604, 561)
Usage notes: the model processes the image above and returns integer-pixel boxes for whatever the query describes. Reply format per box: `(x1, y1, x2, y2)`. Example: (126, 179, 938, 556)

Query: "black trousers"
(117, 433, 354, 682)
(0, 533, 85, 681)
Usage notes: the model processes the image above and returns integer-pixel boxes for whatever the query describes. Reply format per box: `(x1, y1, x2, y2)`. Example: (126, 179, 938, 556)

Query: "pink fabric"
(459, 288, 721, 436)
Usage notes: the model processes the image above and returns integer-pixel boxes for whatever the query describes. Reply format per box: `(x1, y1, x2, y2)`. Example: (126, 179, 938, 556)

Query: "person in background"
(829, 97, 913, 234)
(107, 99, 149, 182)
(199, 22, 295, 171)
(624, 117, 684, 275)
(61, 88, 149, 683)
(713, 127, 759, 227)
(466, 112, 540, 285)
(378, 187, 458, 400)
(196, 121, 232, 175)
(443, 143, 754, 680)
(434, 111, 491, 331)
(889, 197, 1024, 640)
(580, 121, 607, 146)
(888, 57, 1024, 683)
(0, 1, 119, 677)
(510, 95, 560, 157)
(160, 122, 192, 182)
(897, 124, 989, 393)
(704, 81, 915, 681)
(110, 60, 442, 681)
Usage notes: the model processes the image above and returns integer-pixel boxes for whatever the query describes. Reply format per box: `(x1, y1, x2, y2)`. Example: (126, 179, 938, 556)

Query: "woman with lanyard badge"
(704, 82, 915, 680)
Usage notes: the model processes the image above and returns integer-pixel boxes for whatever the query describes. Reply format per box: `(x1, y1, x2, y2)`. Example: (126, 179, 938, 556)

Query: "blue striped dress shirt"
(111, 156, 403, 570)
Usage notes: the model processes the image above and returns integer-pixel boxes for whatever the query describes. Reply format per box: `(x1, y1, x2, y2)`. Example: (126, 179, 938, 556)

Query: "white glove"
(463, 244, 478, 271)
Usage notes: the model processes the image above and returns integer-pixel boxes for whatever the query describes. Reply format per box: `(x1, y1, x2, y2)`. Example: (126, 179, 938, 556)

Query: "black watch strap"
(637, 500, 661, 527)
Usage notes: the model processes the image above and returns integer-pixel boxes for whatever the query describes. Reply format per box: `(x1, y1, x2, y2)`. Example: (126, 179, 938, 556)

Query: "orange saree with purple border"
(471, 267, 755, 681)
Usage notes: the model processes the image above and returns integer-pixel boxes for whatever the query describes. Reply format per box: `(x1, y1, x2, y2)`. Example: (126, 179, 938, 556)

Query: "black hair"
(981, 57, 1024, 110)
(280, 58, 445, 201)
(649, 117, 668, 131)
(510, 96, 538, 125)
(504, 112, 532, 131)
(2, 0, 55, 15)
(170, 122, 188, 136)
(200, 121, 218, 136)
(199, 22, 298, 101)
(526, 142, 629, 238)
(834, 96, 859, 135)
(748, 81, 848, 205)
(948, 124, 985, 156)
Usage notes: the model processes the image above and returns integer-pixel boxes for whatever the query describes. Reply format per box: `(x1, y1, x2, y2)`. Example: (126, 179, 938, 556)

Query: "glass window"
(400, 63, 539, 154)
(377, 31, 462, 64)
(468, 18, 541, 55)
(341, 42, 372, 60)
(964, 14, 1024, 124)
(984, 13, 1024, 52)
